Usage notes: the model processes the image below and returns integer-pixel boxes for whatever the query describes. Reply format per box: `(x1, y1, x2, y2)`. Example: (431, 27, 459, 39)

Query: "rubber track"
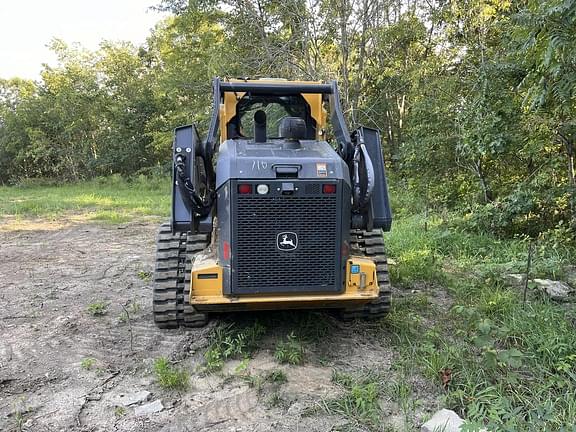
(152, 222, 209, 328)
(341, 229, 392, 320)
(182, 234, 210, 327)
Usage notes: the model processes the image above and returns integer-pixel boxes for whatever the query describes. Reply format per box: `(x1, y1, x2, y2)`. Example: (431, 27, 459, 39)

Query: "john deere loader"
(152, 78, 393, 328)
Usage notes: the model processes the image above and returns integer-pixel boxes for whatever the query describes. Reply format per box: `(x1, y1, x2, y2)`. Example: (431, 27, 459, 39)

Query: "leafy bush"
(455, 187, 574, 239)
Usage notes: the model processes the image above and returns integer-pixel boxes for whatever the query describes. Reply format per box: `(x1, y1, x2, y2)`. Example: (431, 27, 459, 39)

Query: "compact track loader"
(153, 78, 393, 328)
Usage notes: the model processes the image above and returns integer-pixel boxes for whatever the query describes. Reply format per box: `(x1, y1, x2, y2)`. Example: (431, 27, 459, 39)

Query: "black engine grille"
(232, 187, 340, 294)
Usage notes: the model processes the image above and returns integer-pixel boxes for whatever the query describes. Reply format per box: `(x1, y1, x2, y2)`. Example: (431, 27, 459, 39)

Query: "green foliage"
(80, 357, 96, 370)
(153, 357, 190, 390)
(325, 370, 383, 427)
(137, 270, 152, 282)
(0, 175, 170, 221)
(383, 204, 576, 430)
(266, 369, 288, 384)
(87, 302, 107, 316)
(204, 322, 267, 372)
(265, 391, 286, 408)
(114, 406, 126, 417)
(385, 215, 445, 286)
(242, 369, 288, 394)
(0, 0, 575, 241)
(274, 332, 304, 365)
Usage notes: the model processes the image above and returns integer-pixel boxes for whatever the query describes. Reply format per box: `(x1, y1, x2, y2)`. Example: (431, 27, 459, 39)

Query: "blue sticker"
(351, 264, 360, 274)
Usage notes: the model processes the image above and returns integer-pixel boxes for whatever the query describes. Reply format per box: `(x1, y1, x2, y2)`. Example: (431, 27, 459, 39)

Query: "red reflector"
(323, 184, 337, 194)
(223, 241, 230, 260)
(238, 184, 252, 194)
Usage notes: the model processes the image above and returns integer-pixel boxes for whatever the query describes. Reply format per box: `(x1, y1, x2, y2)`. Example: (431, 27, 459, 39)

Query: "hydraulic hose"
(175, 155, 214, 217)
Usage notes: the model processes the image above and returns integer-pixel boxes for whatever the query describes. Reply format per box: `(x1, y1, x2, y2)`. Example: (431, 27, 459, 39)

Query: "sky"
(0, 0, 167, 80)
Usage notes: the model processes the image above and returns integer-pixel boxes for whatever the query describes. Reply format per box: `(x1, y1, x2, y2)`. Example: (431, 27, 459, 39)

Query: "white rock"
(116, 390, 151, 406)
(421, 409, 463, 432)
(134, 399, 164, 416)
(533, 279, 574, 302)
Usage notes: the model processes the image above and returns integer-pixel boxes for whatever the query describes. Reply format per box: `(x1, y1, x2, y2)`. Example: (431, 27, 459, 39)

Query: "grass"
(265, 391, 287, 408)
(323, 370, 384, 427)
(153, 357, 190, 390)
(204, 321, 267, 372)
(242, 369, 288, 393)
(274, 332, 305, 365)
(0, 174, 170, 223)
(383, 211, 576, 431)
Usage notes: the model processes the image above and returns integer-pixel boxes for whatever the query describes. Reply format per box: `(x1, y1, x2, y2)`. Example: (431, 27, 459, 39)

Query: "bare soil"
(0, 222, 441, 431)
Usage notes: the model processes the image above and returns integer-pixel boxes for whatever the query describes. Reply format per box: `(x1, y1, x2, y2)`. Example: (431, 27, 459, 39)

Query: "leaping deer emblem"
(277, 232, 298, 250)
(280, 234, 295, 248)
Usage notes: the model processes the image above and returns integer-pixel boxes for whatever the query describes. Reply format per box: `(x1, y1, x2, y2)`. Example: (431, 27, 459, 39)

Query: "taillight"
(238, 184, 252, 194)
(322, 184, 336, 194)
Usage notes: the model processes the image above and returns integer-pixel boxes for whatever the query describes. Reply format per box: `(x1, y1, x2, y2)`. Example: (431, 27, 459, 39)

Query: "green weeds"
(323, 370, 383, 427)
(274, 332, 304, 365)
(204, 322, 267, 372)
(384, 210, 576, 430)
(114, 406, 126, 417)
(153, 357, 189, 390)
(137, 270, 152, 282)
(266, 369, 288, 384)
(87, 301, 108, 316)
(80, 357, 97, 370)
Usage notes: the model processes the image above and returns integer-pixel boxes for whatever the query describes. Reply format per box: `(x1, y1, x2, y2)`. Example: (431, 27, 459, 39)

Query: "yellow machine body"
(189, 253, 379, 312)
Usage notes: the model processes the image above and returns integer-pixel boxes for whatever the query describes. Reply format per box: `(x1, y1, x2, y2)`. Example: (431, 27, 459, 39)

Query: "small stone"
(504, 274, 526, 288)
(533, 279, 575, 302)
(421, 409, 463, 432)
(287, 402, 305, 416)
(117, 390, 151, 406)
(134, 399, 163, 416)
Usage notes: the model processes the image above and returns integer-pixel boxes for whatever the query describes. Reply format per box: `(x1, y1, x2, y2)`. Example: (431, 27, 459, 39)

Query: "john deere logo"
(277, 232, 298, 251)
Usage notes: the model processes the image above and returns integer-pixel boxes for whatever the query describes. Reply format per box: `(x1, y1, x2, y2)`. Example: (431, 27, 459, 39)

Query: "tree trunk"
(473, 159, 493, 203)
(338, 0, 351, 114)
(558, 131, 576, 226)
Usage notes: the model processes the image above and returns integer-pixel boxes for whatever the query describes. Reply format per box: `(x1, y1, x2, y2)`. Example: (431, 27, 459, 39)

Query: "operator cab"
(226, 94, 317, 142)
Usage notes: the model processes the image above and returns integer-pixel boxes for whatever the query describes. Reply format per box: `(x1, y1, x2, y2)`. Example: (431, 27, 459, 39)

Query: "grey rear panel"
(230, 179, 347, 294)
(216, 139, 351, 189)
(216, 139, 351, 295)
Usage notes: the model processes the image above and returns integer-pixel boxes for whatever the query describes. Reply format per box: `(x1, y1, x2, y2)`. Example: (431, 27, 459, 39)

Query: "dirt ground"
(0, 222, 440, 432)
